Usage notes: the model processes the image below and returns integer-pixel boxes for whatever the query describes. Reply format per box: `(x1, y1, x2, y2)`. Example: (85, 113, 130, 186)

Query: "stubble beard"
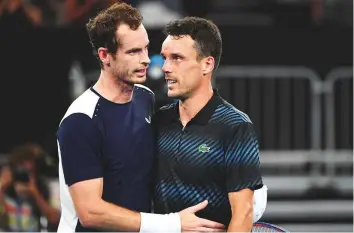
(114, 68, 135, 87)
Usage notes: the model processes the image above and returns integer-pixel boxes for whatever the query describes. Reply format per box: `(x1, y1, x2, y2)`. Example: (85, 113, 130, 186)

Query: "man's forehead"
(162, 35, 195, 52)
(117, 24, 148, 47)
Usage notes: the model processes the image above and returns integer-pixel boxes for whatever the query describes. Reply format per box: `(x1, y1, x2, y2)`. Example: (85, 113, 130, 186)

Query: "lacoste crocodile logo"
(198, 144, 210, 153)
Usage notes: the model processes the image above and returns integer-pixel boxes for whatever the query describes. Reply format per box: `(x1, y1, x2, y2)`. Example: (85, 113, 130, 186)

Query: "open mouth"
(135, 69, 146, 75)
(166, 80, 177, 84)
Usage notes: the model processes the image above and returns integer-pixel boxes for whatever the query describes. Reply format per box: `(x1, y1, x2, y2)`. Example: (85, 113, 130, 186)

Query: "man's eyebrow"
(126, 43, 149, 53)
(160, 52, 184, 57)
(126, 47, 142, 53)
(171, 53, 184, 58)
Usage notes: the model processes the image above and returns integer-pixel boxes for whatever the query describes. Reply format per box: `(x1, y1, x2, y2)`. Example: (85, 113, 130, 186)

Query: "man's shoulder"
(158, 101, 176, 111)
(134, 84, 154, 100)
(59, 89, 100, 126)
(134, 84, 155, 108)
(156, 101, 177, 115)
(212, 98, 253, 126)
(153, 101, 178, 124)
(134, 84, 154, 96)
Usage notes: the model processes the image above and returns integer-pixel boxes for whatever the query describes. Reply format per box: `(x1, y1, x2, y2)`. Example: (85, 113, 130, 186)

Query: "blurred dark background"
(0, 0, 352, 231)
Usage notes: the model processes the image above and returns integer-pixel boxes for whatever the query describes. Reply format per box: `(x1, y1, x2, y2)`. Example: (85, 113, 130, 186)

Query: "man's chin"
(132, 76, 146, 84)
(167, 91, 180, 98)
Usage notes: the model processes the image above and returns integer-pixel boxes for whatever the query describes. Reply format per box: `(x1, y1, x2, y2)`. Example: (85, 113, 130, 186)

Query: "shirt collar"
(167, 89, 223, 125)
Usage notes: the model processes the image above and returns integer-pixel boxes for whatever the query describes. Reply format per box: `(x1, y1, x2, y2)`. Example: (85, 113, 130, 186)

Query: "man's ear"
(98, 47, 110, 66)
(202, 56, 215, 75)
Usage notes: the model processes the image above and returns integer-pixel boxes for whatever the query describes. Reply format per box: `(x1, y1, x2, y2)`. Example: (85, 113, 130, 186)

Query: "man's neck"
(179, 85, 213, 127)
(93, 70, 134, 104)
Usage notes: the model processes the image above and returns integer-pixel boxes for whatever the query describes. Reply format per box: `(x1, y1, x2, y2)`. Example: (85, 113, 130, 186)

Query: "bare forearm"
(227, 210, 253, 232)
(228, 189, 255, 232)
(227, 216, 252, 232)
(79, 199, 141, 231)
(227, 220, 252, 232)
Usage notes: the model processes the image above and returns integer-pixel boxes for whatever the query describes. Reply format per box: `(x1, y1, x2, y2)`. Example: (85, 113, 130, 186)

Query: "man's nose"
(162, 61, 171, 73)
(141, 51, 151, 66)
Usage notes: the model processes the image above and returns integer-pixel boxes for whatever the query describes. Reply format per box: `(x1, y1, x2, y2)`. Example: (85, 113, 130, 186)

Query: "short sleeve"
(57, 113, 103, 186)
(225, 122, 263, 192)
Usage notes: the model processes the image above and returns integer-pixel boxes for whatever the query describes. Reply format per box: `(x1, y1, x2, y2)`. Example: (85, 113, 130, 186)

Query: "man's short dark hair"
(86, 2, 143, 68)
(164, 17, 222, 71)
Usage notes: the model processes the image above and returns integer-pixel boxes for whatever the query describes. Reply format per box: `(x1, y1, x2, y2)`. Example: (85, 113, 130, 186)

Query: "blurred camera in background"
(0, 143, 60, 232)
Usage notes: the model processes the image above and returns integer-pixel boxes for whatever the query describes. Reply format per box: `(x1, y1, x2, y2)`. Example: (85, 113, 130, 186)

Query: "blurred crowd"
(0, 143, 59, 232)
(0, 0, 206, 28)
(0, 0, 352, 29)
(0, 0, 126, 28)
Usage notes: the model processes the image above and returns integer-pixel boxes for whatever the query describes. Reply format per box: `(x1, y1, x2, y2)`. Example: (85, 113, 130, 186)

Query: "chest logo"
(198, 144, 210, 153)
(145, 116, 151, 124)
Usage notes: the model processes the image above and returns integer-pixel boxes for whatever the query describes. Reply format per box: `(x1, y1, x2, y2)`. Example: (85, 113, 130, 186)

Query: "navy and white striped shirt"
(57, 85, 155, 232)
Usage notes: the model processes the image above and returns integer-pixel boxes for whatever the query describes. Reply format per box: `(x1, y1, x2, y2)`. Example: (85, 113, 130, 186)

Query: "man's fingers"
(194, 227, 225, 232)
(188, 200, 208, 213)
(199, 218, 225, 229)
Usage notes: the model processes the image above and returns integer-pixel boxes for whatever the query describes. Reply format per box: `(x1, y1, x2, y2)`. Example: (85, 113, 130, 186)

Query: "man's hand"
(13, 175, 39, 197)
(178, 200, 225, 232)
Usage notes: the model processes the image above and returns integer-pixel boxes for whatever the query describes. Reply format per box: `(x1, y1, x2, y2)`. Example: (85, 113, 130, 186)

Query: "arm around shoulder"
(69, 178, 183, 232)
(57, 114, 181, 232)
(69, 178, 142, 231)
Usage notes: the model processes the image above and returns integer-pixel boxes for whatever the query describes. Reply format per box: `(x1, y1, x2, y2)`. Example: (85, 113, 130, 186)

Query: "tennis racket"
(252, 222, 289, 232)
